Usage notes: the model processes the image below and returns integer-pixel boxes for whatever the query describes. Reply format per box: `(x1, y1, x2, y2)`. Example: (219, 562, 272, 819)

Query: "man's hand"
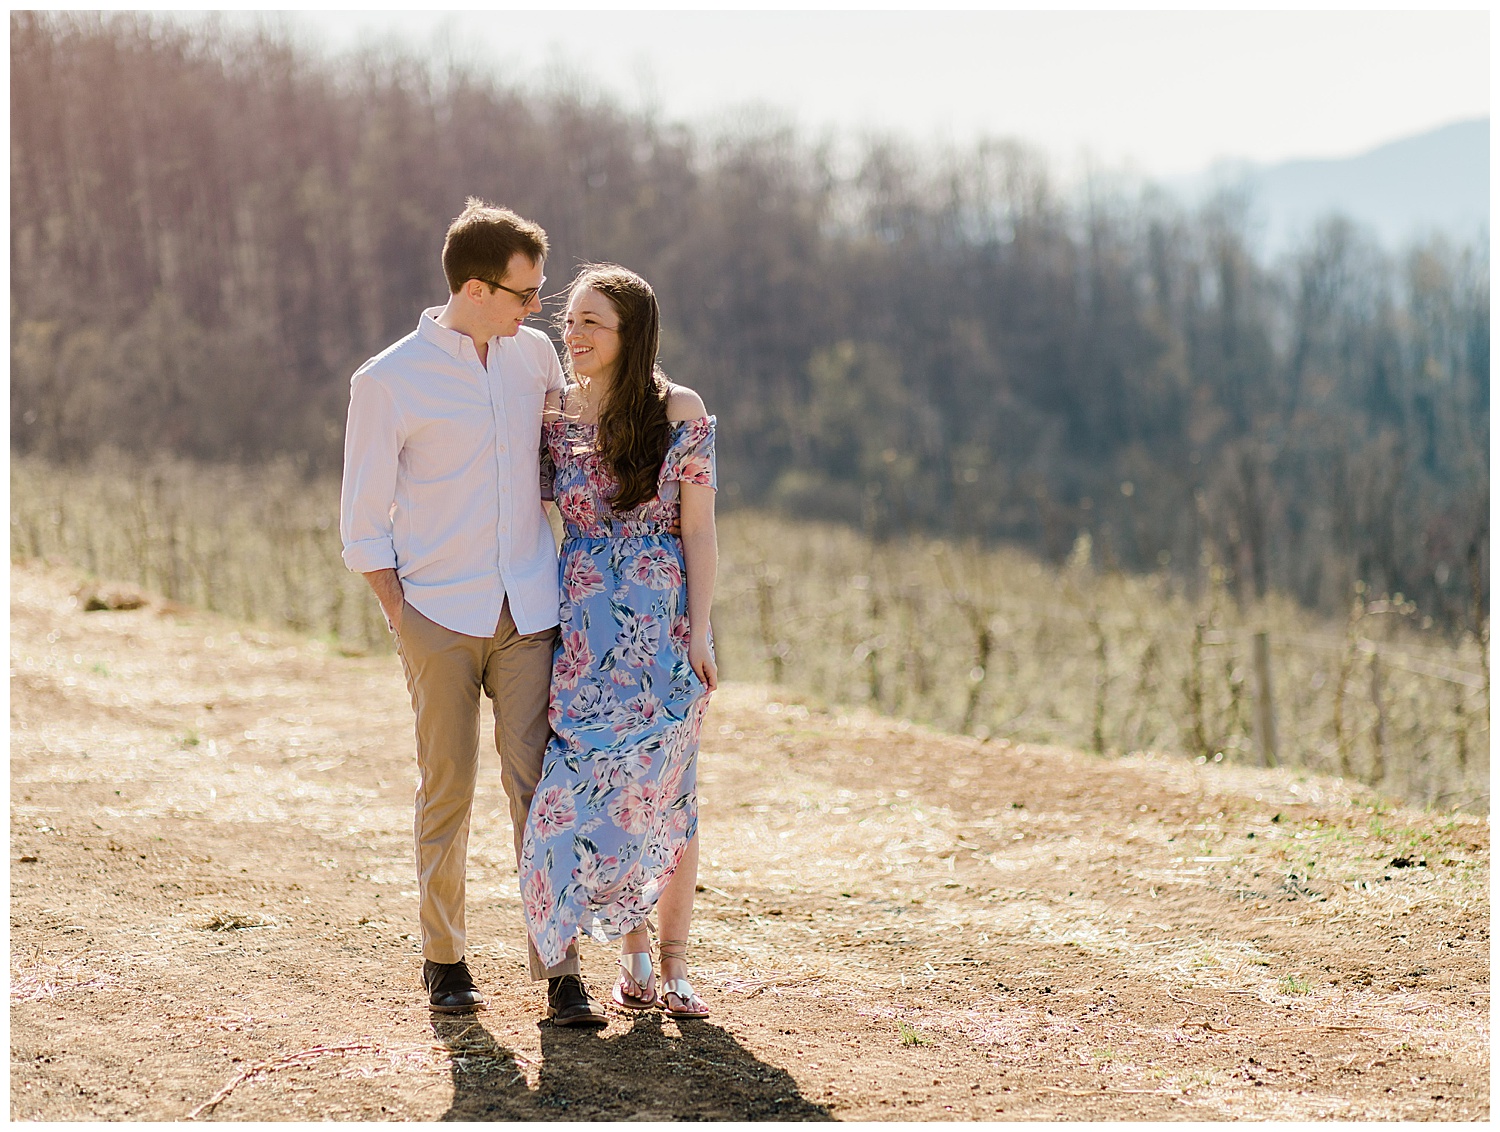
(362, 568, 405, 634)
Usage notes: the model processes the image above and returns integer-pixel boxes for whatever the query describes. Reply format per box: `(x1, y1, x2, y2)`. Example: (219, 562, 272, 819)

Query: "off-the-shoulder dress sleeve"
(662, 416, 717, 491)
(539, 431, 556, 502)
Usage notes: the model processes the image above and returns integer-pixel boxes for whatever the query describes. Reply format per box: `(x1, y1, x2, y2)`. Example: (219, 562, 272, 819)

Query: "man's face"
(476, 253, 545, 339)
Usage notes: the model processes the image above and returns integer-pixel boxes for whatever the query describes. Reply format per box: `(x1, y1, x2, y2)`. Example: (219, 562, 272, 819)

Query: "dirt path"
(10, 559, 1489, 1120)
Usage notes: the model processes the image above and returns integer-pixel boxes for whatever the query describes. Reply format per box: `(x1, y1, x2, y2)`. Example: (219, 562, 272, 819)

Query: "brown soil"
(11, 558, 1489, 1121)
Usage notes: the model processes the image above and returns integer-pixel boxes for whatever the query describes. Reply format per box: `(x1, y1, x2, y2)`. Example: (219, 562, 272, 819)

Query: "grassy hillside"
(12, 454, 1487, 811)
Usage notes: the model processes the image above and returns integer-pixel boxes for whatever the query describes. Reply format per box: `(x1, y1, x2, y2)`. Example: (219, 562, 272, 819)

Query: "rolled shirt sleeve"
(340, 370, 403, 574)
(542, 335, 565, 394)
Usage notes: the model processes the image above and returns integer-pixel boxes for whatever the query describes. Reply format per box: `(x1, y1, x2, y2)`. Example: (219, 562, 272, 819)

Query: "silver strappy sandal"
(656, 938, 709, 1019)
(612, 951, 657, 1012)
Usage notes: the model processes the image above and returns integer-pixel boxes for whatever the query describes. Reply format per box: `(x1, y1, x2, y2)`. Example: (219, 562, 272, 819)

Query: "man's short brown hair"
(441, 198, 549, 294)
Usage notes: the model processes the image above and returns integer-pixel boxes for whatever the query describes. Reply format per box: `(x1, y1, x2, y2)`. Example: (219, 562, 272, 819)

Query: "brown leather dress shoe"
(423, 958, 486, 1014)
(546, 974, 607, 1027)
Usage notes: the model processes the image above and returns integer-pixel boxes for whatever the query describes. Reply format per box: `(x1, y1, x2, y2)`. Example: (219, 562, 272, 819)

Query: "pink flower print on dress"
(531, 784, 577, 842)
(657, 760, 686, 807)
(612, 691, 662, 738)
(523, 867, 555, 925)
(641, 820, 673, 866)
(565, 680, 616, 730)
(607, 781, 659, 835)
(590, 744, 656, 793)
(557, 484, 599, 530)
(614, 610, 660, 669)
(679, 452, 713, 486)
(537, 925, 565, 967)
(608, 863, 656, 925)
(570, 839, 620, 892)
(625, 546, 683, 590)
(673, 419, 716, 486)
(669, 614, 692, 656)
(562, 548, 606, 600)
(554, 629, 594, 690)
(669, 796, 696, 835)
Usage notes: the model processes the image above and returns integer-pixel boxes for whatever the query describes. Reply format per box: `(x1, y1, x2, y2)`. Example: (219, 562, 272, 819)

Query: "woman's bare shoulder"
(665, 384, 708, 423)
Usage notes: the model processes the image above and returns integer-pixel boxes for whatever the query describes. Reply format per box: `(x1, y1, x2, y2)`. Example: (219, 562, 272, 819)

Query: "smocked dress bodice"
(543, 416, 717, 540)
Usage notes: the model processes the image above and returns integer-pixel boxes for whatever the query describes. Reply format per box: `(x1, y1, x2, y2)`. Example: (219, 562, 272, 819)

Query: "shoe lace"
(428, 958, 475, 995)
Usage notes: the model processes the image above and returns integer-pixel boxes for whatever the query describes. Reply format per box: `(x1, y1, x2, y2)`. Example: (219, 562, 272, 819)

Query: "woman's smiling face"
(562, 287, 622, 380)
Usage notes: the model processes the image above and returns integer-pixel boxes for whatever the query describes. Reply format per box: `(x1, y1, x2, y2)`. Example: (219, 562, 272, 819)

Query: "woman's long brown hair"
(564, 264, 673, 513)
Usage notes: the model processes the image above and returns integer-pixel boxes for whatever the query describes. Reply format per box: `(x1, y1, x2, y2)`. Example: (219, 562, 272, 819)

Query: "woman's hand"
(688, 631, 718, 693)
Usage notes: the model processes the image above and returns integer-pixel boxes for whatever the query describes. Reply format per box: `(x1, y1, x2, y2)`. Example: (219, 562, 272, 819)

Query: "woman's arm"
(667, 382, 716, 689)
(680, 479, 718, 692)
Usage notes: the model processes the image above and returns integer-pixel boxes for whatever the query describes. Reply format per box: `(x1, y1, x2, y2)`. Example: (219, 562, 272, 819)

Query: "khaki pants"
(395, 598, 577, 980)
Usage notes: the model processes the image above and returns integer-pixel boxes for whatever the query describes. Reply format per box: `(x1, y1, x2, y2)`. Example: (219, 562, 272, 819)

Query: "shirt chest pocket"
(506, 392, 548, 461)
(509, 391, 547, 435)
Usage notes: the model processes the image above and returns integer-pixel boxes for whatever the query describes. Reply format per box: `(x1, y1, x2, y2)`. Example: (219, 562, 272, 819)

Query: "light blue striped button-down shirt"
(340, 309, 565, 637)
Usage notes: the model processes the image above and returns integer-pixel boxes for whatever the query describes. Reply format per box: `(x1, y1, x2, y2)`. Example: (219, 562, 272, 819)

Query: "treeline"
(11, 12, 1489, 630)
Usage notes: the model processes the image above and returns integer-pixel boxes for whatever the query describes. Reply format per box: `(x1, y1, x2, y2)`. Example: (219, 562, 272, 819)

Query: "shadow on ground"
(432, 1013, 830, 1120)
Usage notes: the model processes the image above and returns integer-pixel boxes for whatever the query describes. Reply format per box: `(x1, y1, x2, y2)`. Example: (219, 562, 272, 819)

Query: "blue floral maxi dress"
(520, 415, 717, 969)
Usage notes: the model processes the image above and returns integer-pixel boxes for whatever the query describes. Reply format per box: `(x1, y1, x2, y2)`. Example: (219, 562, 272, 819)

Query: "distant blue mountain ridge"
(1165, 118, 1488, 257)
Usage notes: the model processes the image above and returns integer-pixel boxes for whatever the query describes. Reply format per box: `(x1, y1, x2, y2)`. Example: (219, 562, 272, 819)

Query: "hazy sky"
(199, 9, 1486, 179)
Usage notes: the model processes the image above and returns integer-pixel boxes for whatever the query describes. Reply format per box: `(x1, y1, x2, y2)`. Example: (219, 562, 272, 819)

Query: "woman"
(519, 264, 718, 1020)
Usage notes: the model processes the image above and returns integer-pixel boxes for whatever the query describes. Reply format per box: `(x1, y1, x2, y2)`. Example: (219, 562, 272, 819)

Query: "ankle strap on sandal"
(657, 937, 689, 961)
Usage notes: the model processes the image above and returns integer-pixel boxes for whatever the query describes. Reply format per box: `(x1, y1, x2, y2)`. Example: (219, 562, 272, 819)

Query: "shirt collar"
(418, 307, 495, 361)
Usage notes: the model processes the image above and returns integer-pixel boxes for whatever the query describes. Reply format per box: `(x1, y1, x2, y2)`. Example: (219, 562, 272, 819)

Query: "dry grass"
(11, 453, 1487, 811)
(11, 452, 384, 648)
(10, 953, 118, 1003)
(713, 515, 1487, 812)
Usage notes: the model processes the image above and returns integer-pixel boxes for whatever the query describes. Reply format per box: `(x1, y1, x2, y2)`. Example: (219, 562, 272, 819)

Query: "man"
(340, 199, 607, 1025)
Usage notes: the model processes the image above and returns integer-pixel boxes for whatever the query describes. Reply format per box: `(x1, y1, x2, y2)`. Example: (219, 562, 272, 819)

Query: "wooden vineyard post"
(1091, 614, 1108, 756)
(959, 616, 992, 737)
(1334, 588, 1366, 779)
(1368, 650, 1387, 785)
(755, 566, 784, 684)
(1453, 681, 1468, 773)
(866, 579, 884, 709)
(1253, 630, 1278, 768)
(1188, 621, 1209, 760)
